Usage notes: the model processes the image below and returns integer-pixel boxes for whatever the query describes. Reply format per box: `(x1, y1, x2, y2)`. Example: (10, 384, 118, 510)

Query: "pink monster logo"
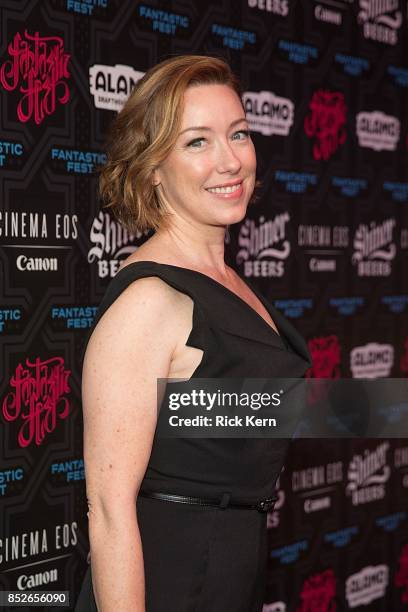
(297, 569, 337, 612)
(400, 338, 408, 376)
(0, 30, 71, 125)
(305, 335, 341, 404)
(395, 543, 408, 603)
(306, 335, 341, 379)
(2, 356, 71, 447)
(304, 91, 347, 161)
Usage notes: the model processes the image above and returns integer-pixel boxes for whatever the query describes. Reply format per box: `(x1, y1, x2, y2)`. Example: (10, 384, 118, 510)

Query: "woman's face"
(154, 83, 257, 229)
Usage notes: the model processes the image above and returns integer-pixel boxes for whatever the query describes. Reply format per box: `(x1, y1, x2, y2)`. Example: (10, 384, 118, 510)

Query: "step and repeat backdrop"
(1, 0, 408, 610)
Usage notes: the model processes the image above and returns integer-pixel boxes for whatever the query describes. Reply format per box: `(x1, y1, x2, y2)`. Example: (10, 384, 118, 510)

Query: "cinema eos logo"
(0, 30, 71, 125)
(89, 64, 144, 112)
(2, 357, 71, 448)
(357, 0, 402, 45)
(352, 218, 396, 277)
(356, 111, 400, 151)
(346, 442, 390, 506)
(236, 213, 290, 278)
(88, 211, 148, 278)
(304, 90, 347, 160)
(242, 91, 294, 136)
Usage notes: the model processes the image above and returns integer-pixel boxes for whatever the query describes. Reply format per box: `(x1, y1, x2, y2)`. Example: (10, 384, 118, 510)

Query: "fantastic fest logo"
(297, 569, 337, 611)
(1, 357, 71, 447)
(0, 30, 71, 125)
(304, 91, 347, 161)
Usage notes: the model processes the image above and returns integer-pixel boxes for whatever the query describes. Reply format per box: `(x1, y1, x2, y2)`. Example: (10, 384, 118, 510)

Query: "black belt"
(138, 490, 277, 513)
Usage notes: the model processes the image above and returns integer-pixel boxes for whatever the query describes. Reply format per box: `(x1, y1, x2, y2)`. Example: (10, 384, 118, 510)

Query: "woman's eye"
(233, 129, 250, 140)
(187, 138, 205, 148)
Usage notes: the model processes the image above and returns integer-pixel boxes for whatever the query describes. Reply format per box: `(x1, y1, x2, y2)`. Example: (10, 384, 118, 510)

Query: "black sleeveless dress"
(75, 261, 311, 612)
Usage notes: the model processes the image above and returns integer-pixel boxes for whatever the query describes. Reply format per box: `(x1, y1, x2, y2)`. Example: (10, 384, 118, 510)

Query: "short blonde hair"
(98, 54, 245, 233)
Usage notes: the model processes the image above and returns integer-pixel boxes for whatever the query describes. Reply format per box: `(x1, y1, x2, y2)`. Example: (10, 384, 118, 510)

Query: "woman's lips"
(205, 181, 244, 199)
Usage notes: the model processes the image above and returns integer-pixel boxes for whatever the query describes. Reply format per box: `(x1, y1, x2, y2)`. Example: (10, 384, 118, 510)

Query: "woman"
(75, 55, 311, 611)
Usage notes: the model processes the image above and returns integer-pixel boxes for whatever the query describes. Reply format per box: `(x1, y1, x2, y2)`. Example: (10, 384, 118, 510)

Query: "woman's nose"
(215, 141, 242, 173)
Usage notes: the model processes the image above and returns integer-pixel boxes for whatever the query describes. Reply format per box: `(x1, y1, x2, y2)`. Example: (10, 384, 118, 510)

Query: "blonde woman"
(75, 55, 311, 612)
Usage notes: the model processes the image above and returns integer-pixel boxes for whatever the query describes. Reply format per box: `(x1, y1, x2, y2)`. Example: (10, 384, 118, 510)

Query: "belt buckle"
(256, 497, 275, 513)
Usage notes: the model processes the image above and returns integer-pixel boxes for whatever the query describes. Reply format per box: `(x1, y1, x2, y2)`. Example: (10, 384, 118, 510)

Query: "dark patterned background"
(1, 1, 407, 610)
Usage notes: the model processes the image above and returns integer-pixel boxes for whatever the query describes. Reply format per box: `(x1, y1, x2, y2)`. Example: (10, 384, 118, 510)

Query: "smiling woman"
(75, 54, 311, 612)
(98, 55, 258, 234)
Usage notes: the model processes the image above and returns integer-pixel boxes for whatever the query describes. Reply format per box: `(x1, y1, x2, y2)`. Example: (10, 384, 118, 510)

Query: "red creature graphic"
(297, 569, 337, 611)
(305, 335, 341, 404)
(400, 337, 408, 376)
(304, 90, 347, 161)
(395, 543, 408, 603)
(306, 335, 341, 379)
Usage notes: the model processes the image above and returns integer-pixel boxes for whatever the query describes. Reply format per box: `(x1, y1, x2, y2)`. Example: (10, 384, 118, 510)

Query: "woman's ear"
(151, 169, 161, 187)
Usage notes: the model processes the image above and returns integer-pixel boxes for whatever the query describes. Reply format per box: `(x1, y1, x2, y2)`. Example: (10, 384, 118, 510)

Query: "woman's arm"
(82, 277, 183, 611)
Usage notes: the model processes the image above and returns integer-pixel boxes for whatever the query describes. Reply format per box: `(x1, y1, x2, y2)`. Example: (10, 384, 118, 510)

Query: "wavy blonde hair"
(98, 54, 249, 233)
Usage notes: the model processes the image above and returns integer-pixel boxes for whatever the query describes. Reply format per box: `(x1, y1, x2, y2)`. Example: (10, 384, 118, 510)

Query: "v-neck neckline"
(117, 260, 283, 341)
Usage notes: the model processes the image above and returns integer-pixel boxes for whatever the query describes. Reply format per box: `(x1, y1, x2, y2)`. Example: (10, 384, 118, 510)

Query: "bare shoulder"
(85, 272, 195, 373)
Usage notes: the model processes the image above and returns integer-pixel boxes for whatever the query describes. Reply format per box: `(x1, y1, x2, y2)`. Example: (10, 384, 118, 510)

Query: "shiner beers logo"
(304, 90, 347, 160)
(2, 357, 71, 447)
(236, 213, 290, 278)
(0, 30, 71, 124)
(352, 218, 396, 277)
(88, 211, 148, 278)
(357, 0, 402, 45)
(346, 442, 390, 506)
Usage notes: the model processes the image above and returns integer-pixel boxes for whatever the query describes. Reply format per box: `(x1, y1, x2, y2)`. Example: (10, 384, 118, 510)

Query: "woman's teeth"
(207, 183, 242, 194)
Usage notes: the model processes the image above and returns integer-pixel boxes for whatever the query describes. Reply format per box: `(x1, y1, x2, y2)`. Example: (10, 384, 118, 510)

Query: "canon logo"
(16, 255, 58, 271)
(17, 568, 58, 590)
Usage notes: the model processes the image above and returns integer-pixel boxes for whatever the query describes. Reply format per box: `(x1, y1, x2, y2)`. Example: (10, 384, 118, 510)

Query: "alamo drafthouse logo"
(236, 213, 290, 278)
(356, 111, 400, 151)
(352, 218, 396, 277)
(346, 564, 388, 608)
(357, 0, 402, 45)
(0, 30, 71, 125)
(346, 441, 390, 506)
(1, 356, 71, 448)
(242, 91, 294, 136)
(89, 64, 144, 112)
(88, 211, 149, 278)
(350, 342, 394, 378)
